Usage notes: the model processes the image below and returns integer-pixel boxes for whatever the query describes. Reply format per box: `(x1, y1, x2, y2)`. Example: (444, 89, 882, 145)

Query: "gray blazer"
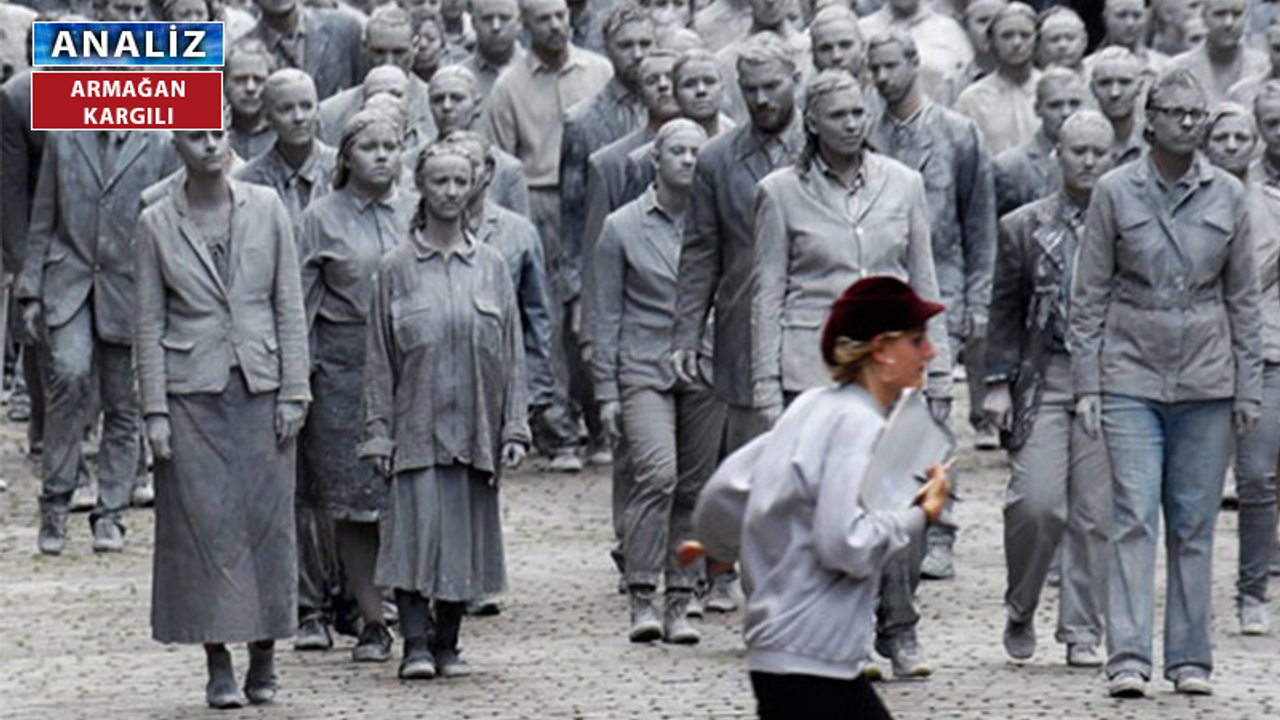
(751, 154, 951, 405)
(16, 131, 178, 344)
(590, 187, 685, 403)
(1, 70, 43, 275)
(674, 119, 804, 408)
(245, 7, 363, 101)
(574, 127, 654, 303)
(994, 130, 1060, 218)
(1070, 154, 1262, 406)
(869, 101, 997, 337)
(134, 180, 312, 417)
(560, 80, 645, 296)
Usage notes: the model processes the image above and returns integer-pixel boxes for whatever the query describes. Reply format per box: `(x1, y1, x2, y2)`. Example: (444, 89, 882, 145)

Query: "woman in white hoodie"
(687, 276, 951, 719)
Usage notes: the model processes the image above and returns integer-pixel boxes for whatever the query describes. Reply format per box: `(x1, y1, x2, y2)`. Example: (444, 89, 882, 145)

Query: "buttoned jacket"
(674, 117, 804, 408)
(16, 130, 178, 344)
(575, 126, 655, 302)
(1247, 161, 1280, 363)
(870, 101, 996, 336)
(134, 180, 312, 417)
(1070, 154, 1262, 405)
(750, 153, 951, 405)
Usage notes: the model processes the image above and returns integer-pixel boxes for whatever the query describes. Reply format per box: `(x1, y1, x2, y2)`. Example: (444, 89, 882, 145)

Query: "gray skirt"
(300, 320, 384, 522)
(151, 373, 298, 645)
(375, 465, 506, 601)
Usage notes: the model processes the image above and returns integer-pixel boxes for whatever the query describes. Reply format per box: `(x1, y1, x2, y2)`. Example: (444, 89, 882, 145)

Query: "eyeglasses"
(1149, 105, 1209, 123)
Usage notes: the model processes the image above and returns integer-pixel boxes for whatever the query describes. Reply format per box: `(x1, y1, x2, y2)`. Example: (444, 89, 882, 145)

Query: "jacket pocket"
(473, 297, 503, 365)
(391, 298, 432, 352)
(160, 336, 196, 352)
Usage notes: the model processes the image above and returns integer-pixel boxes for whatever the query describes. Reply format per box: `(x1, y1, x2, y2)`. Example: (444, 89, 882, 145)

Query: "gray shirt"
(360, 236, 531, 475)
(1071, 154, 1262, 406)
(236, 141, 338, 227)
(299, 185, 415, 327)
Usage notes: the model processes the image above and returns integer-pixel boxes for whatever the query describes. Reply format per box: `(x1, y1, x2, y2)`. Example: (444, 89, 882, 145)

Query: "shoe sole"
(92, 542, 124, 553)
(294, 639, 333, 651)
(399, 663, 437, 680)
(705, 601, 738, 613)
(38, 542, 63, 556)
(895, 665, 933, 679)
(664, 633, 701, 645)
(244, 688, 276, 705)
(629, 622, 663, 643)
(352, 647, 392, 663)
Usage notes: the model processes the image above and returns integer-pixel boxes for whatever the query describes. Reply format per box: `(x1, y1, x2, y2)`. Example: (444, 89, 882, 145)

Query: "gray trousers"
(527, 187, 582, 455)
(1004, 354, 1110, 646)
(40, 303, 138, 528)
(621, 383, 726, 589)
(1233, 361, 1280, 603)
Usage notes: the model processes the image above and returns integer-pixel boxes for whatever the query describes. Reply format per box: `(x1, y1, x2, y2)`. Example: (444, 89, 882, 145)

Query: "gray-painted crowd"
(2, 0, 1278, 710)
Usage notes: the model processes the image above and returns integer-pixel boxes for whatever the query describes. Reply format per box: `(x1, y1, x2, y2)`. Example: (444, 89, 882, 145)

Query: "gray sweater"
(694, 383, 926, 680)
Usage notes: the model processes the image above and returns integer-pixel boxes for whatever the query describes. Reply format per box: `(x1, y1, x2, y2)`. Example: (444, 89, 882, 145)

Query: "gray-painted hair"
(736, 32, 797, 76)
(654, 117, 708, 151)
(867, 28, 919, 64)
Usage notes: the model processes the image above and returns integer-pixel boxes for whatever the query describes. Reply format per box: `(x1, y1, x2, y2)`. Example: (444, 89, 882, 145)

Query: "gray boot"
(205, 644, 245, 710)
(628, 586, 662, 643)
(663, 592, 701, 645)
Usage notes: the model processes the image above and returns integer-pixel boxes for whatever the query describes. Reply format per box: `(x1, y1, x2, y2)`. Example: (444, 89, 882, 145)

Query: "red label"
(31, 71, 223, 131)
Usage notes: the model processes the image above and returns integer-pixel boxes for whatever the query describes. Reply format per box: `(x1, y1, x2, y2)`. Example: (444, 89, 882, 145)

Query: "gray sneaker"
(1003, 617, 1036, 660)
(1173, 669, 1213, 696)
(69, 484, 96, 513)
(548, 451, 583, 473)
(38, 508, 67, 556)
(877, 634, 933, 679)
(1107, 671, 1146, 698)
(1066, 643, 1103, 667)
(920, 543, 955, 580)
(91, 520, 124, 553)
(705, 575, 739, 613)
(1239, 596, 1272, 636)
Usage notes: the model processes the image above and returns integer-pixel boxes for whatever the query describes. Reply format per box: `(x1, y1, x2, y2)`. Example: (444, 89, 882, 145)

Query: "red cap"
(820, 276, 946, 365)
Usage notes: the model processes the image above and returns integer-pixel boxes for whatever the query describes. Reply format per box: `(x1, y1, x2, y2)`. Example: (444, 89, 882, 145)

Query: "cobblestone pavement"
(1, 391, 1279, 720)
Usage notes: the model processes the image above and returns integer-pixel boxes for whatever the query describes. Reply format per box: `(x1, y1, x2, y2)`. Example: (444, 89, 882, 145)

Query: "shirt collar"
(811, 151, 866, 192)
(640, 184, 682, 222)
(411, 229, 479, 262)
(1144, 152, 1208, 193)
(350, 184, 399, 213)
(272, 141, 325, 183)
(261, 11, 307, 44)
(748, 111, 803, 157)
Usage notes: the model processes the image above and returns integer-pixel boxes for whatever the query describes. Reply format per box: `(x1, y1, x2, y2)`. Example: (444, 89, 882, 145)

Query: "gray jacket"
(560, 80, 646, 297)
(1070, 154, 1262, 406)
(472, 202, 556, 406)
(590, 186, 686, 402)
(17, 131, 178, 345)
(235, 141, 338, 226)
(134, 180, 312, 417)
(1247, 162, 1280, 363)
(1, 70, 43, 275)
(693, 383, 926, 680)
(986, 192, 1087, 450)
(870, 101, 997, 337)
(751, 154, 951, 405)
(994, 130, 1060, 218)
(574, 126, 654, 302)
(675, 118, 804, 408)
(245, 7, 363, 100)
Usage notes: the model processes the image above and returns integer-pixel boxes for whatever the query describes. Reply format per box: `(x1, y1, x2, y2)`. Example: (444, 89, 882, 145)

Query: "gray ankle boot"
(628, 586, 662, 643)
(205, 645, 244, 710)
(663, 592, 701, 645)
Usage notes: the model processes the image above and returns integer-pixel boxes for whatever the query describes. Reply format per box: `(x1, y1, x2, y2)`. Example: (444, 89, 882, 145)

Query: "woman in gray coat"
(298, 109, 416, 664)
(1071, 69, 1262, 698)
(135, 127, 311, 709)
(360, 142, 530, 680)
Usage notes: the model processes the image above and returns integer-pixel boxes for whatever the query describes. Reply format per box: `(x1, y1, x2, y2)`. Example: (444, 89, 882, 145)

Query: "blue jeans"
(1101, 395, 1232, 682)
(1233, 363, 1280, 603)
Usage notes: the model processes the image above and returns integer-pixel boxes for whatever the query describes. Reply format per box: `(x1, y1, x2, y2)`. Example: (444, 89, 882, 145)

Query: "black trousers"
(750, 672, 895, 720)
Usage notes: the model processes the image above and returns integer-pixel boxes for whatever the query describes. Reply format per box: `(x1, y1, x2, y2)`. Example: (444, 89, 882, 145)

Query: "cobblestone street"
(2, 392, 1279, 720)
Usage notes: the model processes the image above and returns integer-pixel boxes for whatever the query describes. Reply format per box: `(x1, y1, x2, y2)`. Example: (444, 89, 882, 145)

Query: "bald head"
(1058, 110, 1116, 194)
(362, 65, 411, 102)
